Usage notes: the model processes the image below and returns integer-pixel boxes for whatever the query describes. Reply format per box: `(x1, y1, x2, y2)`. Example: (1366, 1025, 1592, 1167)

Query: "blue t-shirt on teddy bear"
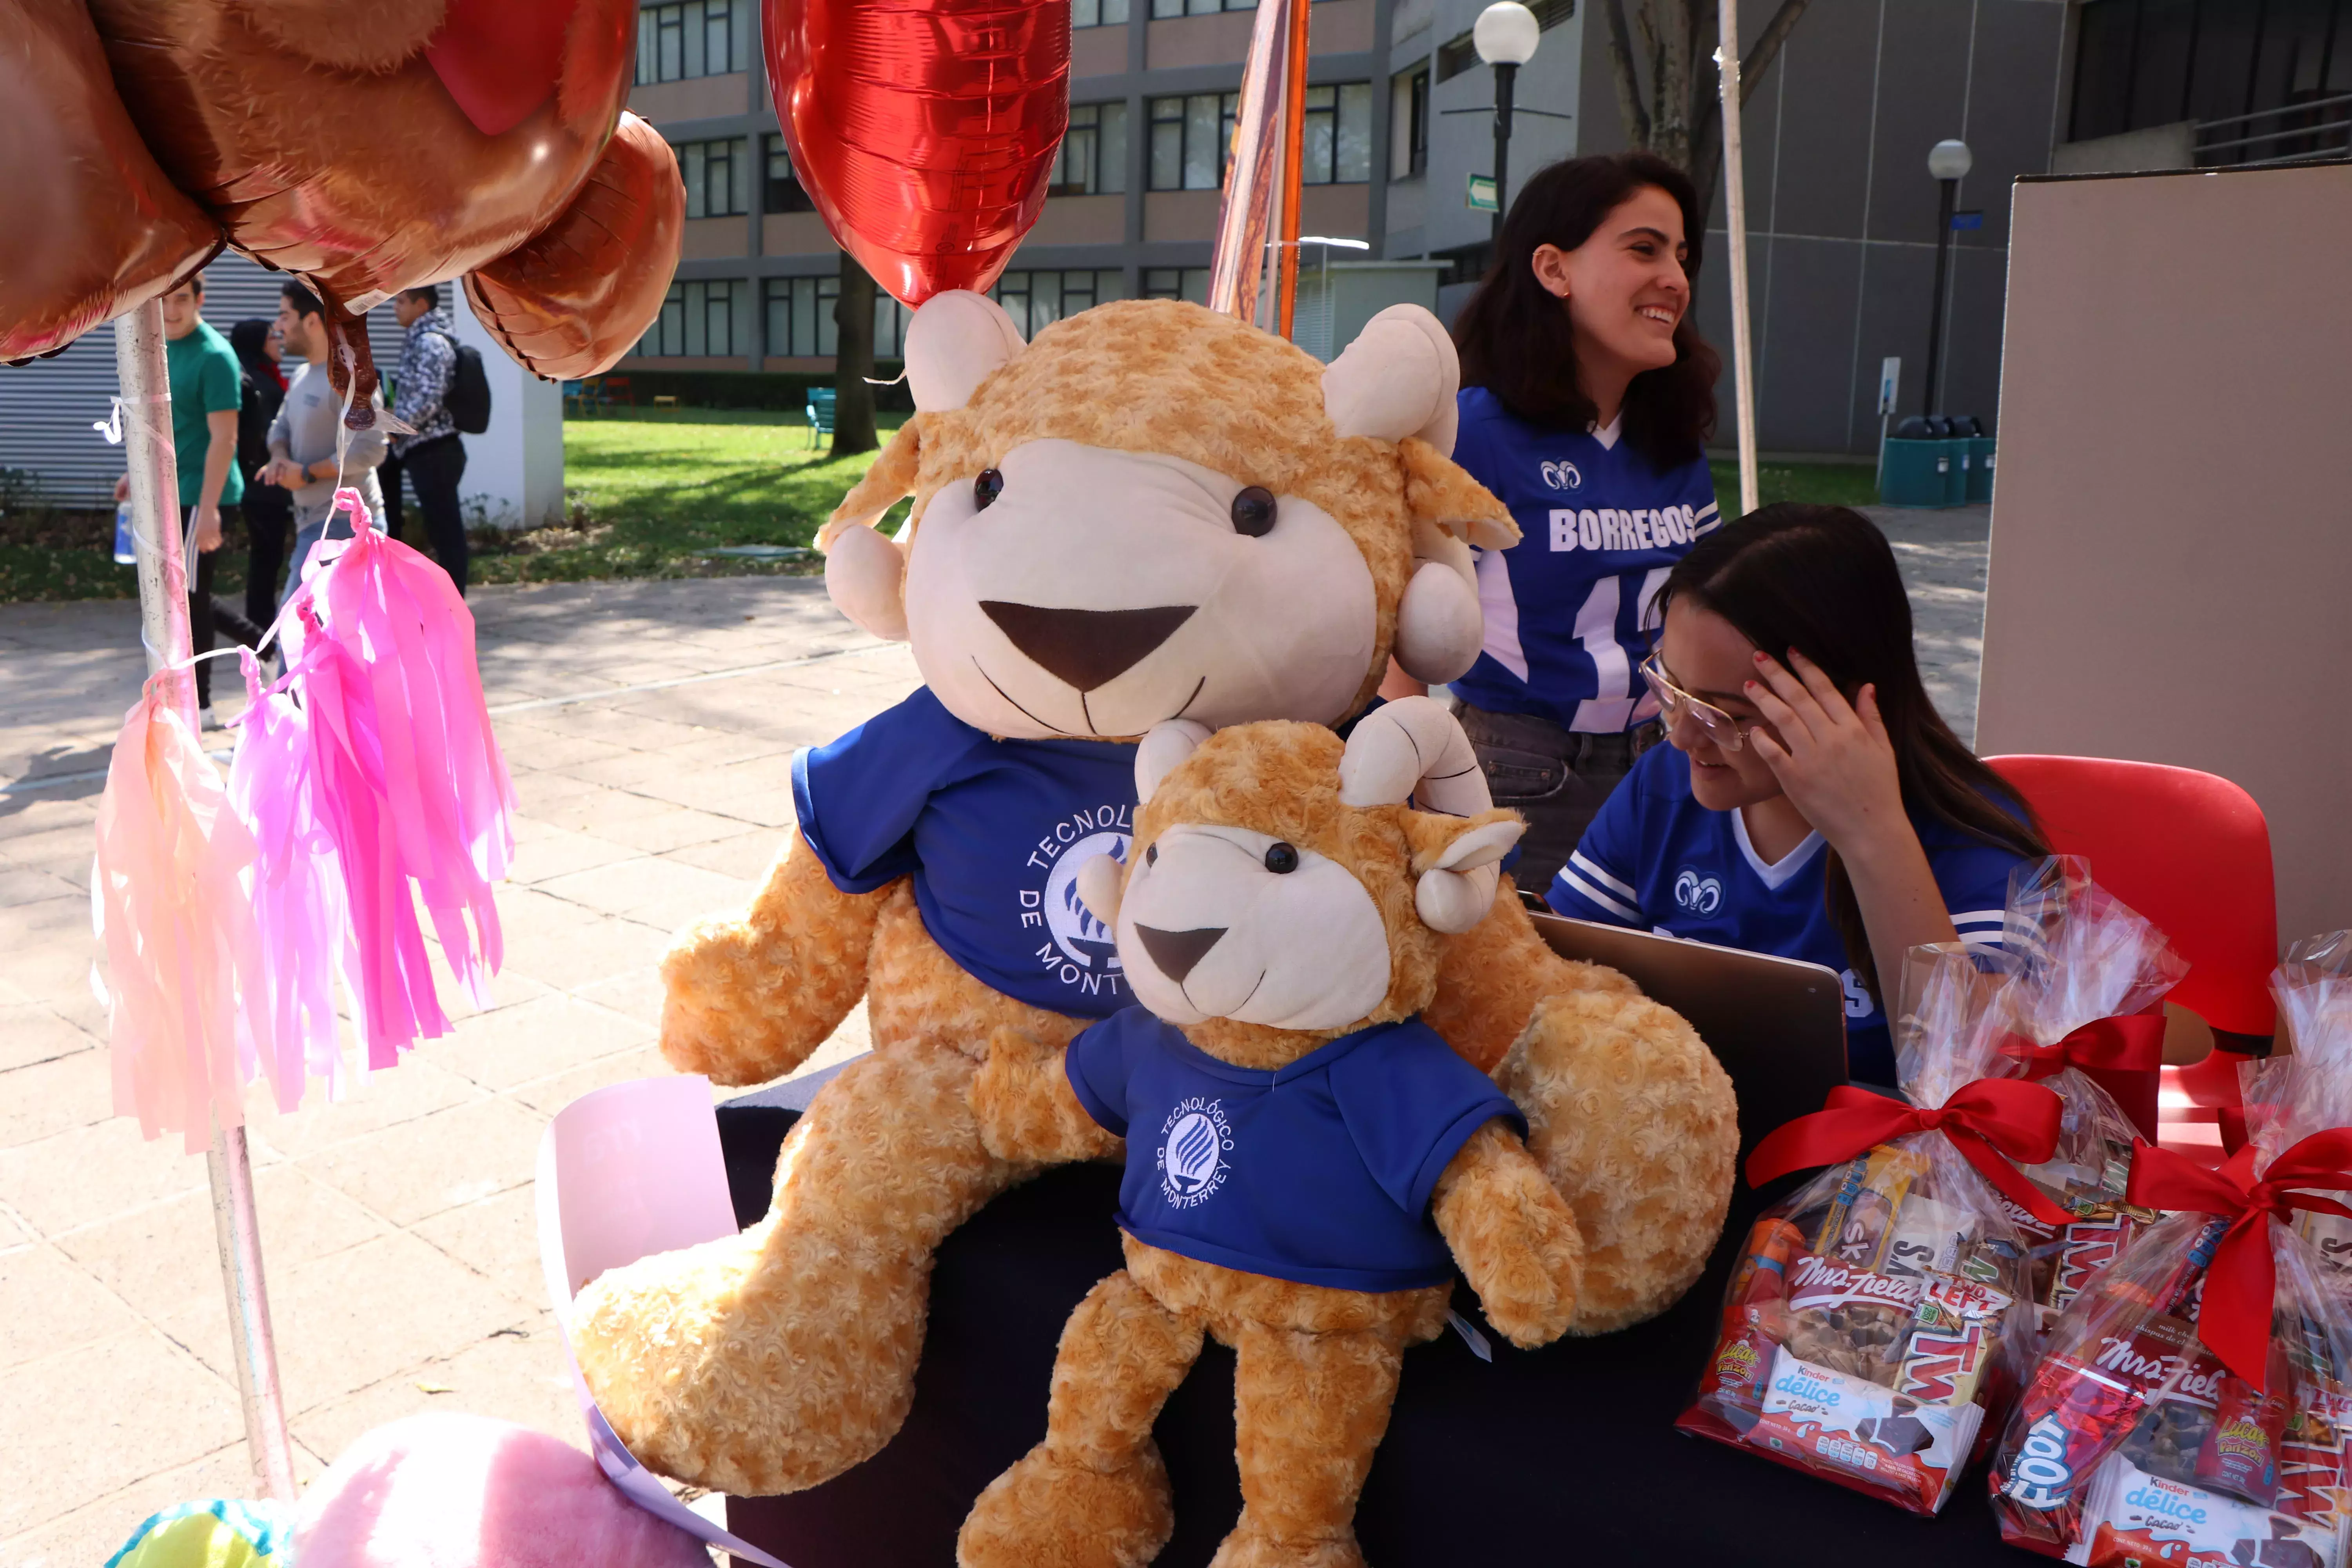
(1063, 1007, 1525, 1292)
(792, 687, 1141, 1018)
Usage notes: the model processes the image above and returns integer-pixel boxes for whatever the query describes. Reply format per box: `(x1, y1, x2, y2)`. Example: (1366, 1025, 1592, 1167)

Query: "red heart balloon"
(765, 0, 1069, 305)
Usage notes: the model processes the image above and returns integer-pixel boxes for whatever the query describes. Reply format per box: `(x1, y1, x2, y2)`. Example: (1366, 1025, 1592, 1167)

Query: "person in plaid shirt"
(385, 284, 471, 592)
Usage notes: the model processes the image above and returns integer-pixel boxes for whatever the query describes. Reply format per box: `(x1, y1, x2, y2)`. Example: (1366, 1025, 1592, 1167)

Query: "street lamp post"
(1922, 137, 1972, 417)
(1474, 2, 1539, 241)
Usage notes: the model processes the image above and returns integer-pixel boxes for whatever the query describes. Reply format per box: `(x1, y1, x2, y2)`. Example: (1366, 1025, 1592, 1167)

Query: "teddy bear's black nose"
(979, 603, 1196, 692)
(1134, 925, 1225, 984)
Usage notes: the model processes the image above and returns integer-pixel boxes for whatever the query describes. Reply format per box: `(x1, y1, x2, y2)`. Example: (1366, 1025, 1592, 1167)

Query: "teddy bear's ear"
(904, 290, 1026, 412)
(1322, 305, 1460, 454)
(1405, 811, 1526, 933)
(1135, 719, 1212, 804)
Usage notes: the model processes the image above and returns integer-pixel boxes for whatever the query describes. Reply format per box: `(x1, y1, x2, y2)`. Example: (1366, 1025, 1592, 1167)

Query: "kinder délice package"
(1991, 860, 2189, 1330)
(1987, 931, 2352, 1566)
(1678, 942, 2043, 1515)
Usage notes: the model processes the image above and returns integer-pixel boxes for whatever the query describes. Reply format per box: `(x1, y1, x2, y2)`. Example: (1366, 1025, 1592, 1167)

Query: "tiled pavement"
(0, 575, 918, 1565)
(0, 500, 1987, 1565)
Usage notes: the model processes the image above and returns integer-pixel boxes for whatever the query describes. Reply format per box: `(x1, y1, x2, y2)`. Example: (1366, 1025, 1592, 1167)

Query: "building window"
(1142, 267, 1211, 305)
(2069, 0, 2352, 152)
(1436, 0, 1571, 82)
(989, 270, 1129, 338)
(637, 278, 751, 357)
(1301, 83, 1372, 184)
(762, 276, 912, 359)
(1152, 0, 1252, 17)
(677, 138, 750, 218)
(1050, 103, 1131, 196)
(763, 135, 817, 213)
(1392, 66, 1430, 178)
(1148, 93, 1238, 189)
(1073, 0, 1131, 25)
(636, 0, 755, 85)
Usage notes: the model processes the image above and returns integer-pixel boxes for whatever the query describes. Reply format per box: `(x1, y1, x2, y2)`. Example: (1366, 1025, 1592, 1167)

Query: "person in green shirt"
(115, 271, 246, 725)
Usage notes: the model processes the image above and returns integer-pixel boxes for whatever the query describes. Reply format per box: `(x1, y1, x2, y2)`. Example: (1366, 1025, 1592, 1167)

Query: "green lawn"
(0, 411, 1884, 603)
(472, 406, 906, 586)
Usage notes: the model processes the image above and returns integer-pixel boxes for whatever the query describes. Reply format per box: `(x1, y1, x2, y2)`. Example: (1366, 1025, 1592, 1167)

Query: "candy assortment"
(1679, 942, 2051, 1515)
(1988, 932, 2352, 1565)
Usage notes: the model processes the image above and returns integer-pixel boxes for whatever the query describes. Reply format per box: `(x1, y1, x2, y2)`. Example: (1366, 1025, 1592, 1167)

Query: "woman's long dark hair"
(1452, 152, 1720, 469)
(1658, 504, 2049, 1009)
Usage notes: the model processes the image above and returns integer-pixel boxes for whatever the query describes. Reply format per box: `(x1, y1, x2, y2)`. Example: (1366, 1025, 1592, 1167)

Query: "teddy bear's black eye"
(1230, 486, 1276, 537)
(1263, 842, 1298, 874)
(974, 469, 1004, 509)
(1145, 842, 1158, 867)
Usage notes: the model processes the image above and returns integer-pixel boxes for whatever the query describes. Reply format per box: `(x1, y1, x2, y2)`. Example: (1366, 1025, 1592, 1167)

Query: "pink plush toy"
(291, 1413, 711, 1568)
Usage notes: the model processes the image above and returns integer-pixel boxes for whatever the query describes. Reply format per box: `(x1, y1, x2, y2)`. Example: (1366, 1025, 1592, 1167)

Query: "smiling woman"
(1423, 153, 1726, 892)
(1547, 504, 2053, 1085)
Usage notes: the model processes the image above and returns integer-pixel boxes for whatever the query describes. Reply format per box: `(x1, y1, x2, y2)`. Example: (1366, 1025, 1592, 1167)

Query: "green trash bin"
(1945, 439, 1972, 505)
(1967, 435, 1996, 503)
(1879, 438, 1955, 507)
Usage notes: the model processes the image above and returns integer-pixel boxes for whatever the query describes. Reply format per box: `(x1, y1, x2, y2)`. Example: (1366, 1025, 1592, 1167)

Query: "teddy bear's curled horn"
(1321, 305, 1461, 454)
(1337, 695, 1492, 817)
(1134, 720, 1212, 805)
(904, 289, 1025, 412)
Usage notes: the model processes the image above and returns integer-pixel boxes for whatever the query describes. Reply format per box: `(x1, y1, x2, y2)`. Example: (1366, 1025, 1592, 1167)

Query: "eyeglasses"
(1640, 654, 1754, 753)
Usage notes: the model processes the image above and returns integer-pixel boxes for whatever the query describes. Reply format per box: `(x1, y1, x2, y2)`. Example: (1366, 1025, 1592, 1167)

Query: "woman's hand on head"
(1741, 650, 1907, 855)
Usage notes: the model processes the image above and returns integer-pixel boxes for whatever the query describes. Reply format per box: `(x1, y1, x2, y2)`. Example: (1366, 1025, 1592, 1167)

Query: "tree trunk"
(830, 251, 879, 458)
(1599, 0, 1811, 279)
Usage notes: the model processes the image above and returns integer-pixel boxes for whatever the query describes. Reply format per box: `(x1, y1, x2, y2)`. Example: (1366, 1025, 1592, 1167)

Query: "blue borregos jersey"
(792, 688, 1140, 1017)
(1064, 1009, 1524, 1292)
(1446, 386, 1719, 733)
(1546, 746, 2027, 1087)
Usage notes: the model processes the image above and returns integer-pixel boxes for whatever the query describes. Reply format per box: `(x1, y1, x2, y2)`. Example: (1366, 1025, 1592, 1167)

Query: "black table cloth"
(712, 1103, 2023, 1567)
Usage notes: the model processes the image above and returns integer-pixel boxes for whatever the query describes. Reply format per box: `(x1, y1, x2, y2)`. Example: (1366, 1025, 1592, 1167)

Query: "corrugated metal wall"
(0, 254, 410, 509)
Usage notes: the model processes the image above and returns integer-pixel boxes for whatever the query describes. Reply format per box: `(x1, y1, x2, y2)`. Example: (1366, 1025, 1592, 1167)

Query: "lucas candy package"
(1678, 941, 2064, 1515)
(1987, 931, 2352, 1565)
(1989, 860, 2189, 1329)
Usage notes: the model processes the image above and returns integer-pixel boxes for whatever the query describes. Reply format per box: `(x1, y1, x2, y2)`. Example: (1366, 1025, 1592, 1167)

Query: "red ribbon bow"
(2001, 1010, 2169, 1080)
(2124, 1131, 2352, 1391)
(1746, 1079, 2073, 1230)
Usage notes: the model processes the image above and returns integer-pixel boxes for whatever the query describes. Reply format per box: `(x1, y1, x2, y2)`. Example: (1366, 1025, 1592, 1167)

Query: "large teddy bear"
(962, 715, 1585, 1568)
(570, 294, 1738, 1495)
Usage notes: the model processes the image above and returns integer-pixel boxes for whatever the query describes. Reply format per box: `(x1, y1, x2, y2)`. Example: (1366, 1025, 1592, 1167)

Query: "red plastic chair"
(1986, 756, 2277, 1163)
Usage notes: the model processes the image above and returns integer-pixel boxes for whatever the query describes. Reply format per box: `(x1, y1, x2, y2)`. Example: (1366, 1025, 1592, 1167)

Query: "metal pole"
(115, 299, 300, 1505)
(1492, 60, 1517, 243)
(1923, 176, 1957, 417)
(1715, 0, 1760, 516)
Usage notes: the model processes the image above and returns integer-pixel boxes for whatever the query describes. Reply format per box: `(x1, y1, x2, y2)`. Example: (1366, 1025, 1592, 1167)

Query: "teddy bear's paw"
(959, 1443, 1174, 1568)
(567, 1224, 927, 1495)
(1206, 1519, 1366, 1568)
(1495, 987, 1740, 1334)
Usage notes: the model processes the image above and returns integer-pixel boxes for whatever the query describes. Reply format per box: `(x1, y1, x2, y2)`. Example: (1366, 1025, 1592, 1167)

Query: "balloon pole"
(1209, 0, 1307, 328)
(1274, 0, 1309, 339)
(1715, 0, 1760, 516)
(116, 299, 300, 1504)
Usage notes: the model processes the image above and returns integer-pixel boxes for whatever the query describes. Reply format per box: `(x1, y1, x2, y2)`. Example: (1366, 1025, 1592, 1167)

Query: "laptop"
(1526, 911, 1852, 1164)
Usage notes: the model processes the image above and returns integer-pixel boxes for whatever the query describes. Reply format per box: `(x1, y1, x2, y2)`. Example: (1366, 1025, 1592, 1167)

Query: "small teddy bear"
(958, 717, 1585, 1568)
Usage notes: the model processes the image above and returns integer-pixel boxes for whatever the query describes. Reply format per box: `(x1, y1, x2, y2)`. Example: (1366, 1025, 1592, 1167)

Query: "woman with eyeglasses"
(1387, 152, 1723, 893)
(1546, 503, 2050, 1086)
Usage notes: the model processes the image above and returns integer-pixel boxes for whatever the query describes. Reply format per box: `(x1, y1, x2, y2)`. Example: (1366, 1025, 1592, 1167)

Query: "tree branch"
(1603, 0, 1651, 149)
(1740, 0, 1810, 107)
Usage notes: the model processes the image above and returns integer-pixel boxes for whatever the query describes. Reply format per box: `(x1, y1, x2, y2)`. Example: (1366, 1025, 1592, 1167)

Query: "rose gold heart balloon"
(766, 0, 1069, 305)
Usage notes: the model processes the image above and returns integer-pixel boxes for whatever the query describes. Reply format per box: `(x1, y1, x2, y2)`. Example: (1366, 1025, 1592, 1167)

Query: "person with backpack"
(384, 283, 483, 592)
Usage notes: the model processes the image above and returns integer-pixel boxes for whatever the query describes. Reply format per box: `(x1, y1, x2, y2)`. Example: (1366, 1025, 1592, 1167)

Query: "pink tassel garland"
(280, 498, 518, 1068)
(93, 683, 270, 1152)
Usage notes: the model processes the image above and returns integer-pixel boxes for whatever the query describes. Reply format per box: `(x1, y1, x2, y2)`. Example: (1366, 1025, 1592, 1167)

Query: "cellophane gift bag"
(1987, 931, 2352, 1564)
(1991, 858, 2189, 1330)
(1677, 942, 2066, 1514)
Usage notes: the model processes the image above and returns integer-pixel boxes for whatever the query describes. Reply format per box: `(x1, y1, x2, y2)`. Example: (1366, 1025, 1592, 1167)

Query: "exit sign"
(1467, 174, 1497, 212)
